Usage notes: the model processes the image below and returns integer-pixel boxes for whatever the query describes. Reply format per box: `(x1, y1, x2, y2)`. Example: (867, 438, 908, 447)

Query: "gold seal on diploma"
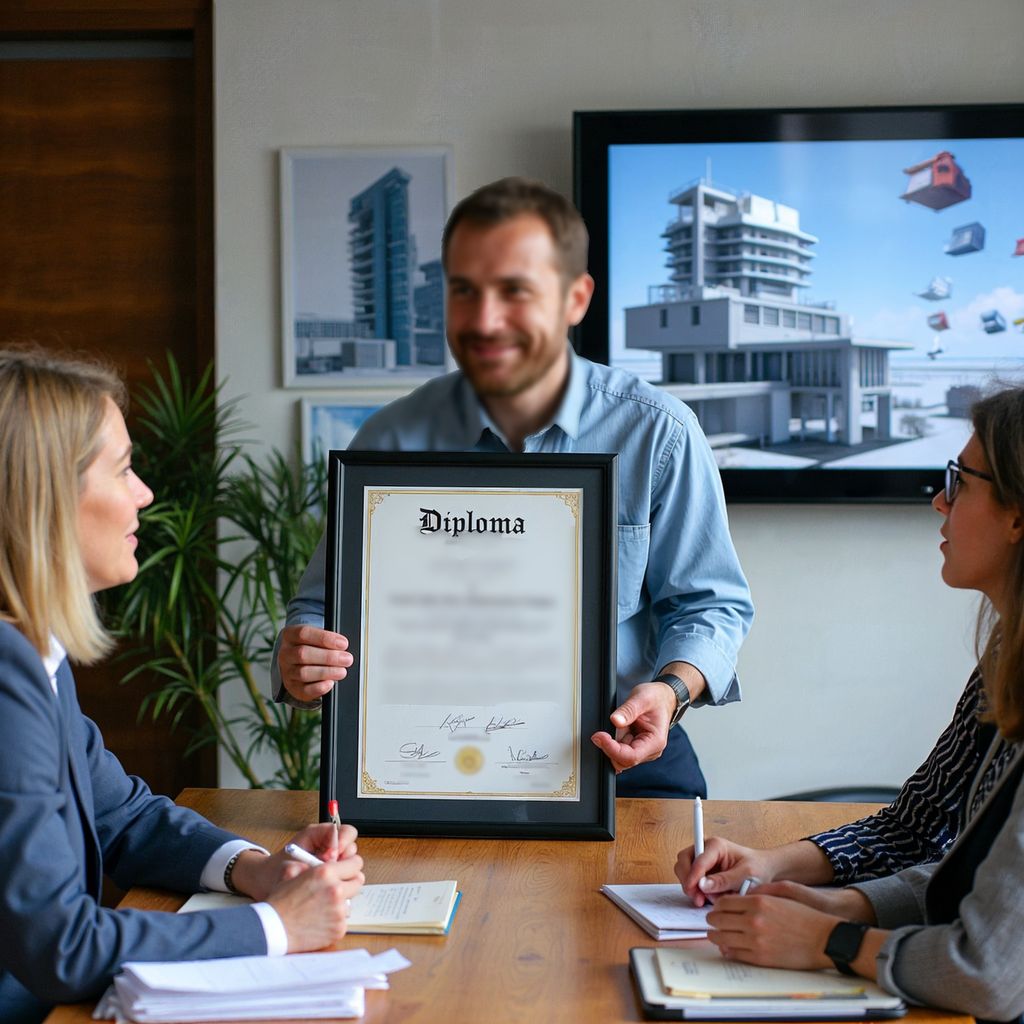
(455, 746, 484, 775)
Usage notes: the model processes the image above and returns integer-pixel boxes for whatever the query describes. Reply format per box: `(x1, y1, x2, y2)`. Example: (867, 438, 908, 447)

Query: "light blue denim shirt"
(273, 349, 753, 708)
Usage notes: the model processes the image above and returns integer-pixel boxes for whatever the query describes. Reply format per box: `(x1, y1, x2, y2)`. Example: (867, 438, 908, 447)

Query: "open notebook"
(180, 879, 461, 936)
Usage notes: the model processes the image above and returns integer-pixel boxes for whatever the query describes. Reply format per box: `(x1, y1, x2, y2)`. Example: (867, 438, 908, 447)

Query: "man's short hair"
(441, 177, 589, 283)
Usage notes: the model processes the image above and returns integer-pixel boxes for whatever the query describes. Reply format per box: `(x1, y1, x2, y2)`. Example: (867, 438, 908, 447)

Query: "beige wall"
(214, 0, 1023, 795)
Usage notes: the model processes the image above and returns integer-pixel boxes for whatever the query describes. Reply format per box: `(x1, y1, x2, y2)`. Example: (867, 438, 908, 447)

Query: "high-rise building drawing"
(625, 178, 912, 448)
(348, 167, 414, 365)
(414, 258, 445, 365)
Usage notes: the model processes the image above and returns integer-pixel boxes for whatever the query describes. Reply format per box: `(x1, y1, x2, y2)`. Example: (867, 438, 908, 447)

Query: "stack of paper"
(601, 883, 709, 940)
(96, 948, 410, 1022)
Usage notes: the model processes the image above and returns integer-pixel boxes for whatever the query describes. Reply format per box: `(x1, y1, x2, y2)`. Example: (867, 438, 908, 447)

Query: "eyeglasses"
(945, 459, 995, 504)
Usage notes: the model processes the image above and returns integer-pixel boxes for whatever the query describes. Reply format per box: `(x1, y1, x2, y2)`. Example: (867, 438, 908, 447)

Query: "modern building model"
(625, 178, 912, 448)
(348, 167, 414, 365)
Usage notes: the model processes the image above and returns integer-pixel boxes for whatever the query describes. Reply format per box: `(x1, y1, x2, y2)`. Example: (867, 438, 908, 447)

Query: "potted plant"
(104, 356, 325, 789)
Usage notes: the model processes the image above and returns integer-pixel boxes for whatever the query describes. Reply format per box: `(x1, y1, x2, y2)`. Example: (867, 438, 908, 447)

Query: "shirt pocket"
(616, 524, 650, 622)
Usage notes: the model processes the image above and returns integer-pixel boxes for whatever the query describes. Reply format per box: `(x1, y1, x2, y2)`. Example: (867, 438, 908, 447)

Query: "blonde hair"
(972, 385, 1024, 740)
(0, 346, 127, 663)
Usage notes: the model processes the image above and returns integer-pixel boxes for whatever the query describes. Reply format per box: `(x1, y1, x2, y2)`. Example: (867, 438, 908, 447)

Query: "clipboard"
(629, 948, 907, 1020)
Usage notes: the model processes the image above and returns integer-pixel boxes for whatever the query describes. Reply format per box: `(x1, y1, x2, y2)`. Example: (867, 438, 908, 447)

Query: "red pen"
(328, 798, 342, 832)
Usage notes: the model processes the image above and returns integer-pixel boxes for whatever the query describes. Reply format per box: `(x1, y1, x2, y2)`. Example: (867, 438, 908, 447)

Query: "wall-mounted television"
(574, 105, 1024, 502)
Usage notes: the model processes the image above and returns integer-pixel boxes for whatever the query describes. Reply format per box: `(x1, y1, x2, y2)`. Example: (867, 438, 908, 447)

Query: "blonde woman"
(676, 386, 1024, 1022)
(0, 348, 364, 1024)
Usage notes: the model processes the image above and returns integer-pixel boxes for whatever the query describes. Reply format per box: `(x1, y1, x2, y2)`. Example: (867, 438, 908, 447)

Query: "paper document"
(655, 946, 865, 998)
(347, 879, 460, 934)
(95, 948, 410, 1022)
(601, 883, 709, 940)
(180, 879, 461, 935)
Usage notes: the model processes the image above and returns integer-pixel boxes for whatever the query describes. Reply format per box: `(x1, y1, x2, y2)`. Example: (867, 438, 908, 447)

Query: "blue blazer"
(0, 622, 266, 1024)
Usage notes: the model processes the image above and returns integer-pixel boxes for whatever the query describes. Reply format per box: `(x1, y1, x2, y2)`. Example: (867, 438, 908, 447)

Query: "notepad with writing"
(180, 879, 461, 936)
(630, 947, 907, 1020)
(346, 879, 460, 935)
(655, 946, 865, 998)
(601, 883, 709, 940)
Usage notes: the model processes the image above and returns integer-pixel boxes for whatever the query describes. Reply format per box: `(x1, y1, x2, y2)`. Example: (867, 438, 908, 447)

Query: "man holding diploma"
(272, 177, 753, 798)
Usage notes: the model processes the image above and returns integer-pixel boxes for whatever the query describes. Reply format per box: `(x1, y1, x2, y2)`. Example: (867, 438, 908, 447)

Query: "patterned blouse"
(809, 667, 1015, 884)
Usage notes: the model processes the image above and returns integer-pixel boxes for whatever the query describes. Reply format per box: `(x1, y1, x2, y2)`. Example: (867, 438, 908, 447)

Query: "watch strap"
(654, 672, 691, 726)
(824, 920, 870, 976)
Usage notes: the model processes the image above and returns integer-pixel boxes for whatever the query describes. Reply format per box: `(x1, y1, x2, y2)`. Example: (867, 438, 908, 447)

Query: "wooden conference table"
(46, 790, 972, 1024)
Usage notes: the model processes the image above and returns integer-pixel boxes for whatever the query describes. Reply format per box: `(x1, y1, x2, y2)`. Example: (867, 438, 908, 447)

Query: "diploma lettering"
(419, 507, 525, 538)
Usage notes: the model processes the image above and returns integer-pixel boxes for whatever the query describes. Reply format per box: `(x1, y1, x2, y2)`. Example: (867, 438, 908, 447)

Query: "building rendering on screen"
(625, 178, 912, 447)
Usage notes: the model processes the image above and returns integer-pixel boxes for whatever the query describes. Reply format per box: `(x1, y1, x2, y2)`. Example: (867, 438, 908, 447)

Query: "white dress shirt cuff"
(251, 901, 289, 956)
(201, 839, 270, 892)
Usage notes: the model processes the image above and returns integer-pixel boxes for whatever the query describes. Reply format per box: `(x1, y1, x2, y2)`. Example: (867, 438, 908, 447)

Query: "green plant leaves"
(103, 354, 326, 790)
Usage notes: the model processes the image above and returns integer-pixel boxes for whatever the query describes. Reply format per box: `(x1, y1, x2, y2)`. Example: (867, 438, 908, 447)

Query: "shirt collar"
(43, 635, 67, 696)
(457, 343, 586, 448)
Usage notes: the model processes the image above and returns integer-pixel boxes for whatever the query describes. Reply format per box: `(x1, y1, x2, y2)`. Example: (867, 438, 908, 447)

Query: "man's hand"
(265, 852, 365, 953)
(590, 680, 676, 771)
(279, 625, 353, 703)
(230, 823, 359, 900)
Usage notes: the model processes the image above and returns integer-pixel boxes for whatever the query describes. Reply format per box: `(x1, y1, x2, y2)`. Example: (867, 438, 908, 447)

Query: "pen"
(284, 843, 324, 867)
(738, 876, 760, 896)
(693, 796, 704, 856)
(328, 798, 342, 832)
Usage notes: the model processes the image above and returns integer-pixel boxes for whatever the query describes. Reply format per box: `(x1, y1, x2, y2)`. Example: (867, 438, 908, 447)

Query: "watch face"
(826, 921, 868, 967)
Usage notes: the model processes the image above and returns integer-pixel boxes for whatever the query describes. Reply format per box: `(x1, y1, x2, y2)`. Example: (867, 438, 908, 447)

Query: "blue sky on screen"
(609, 138, 1024, 363)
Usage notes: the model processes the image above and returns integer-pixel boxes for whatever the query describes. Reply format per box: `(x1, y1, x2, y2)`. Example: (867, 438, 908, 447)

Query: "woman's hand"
(706, 891, 839, 970)
(230, 822, 359, 901)
(750, 880, 877, 923)
(675, 837, 776, 907)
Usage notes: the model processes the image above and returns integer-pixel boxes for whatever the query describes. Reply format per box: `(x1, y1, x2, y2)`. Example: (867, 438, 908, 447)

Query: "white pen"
(738, 876, 760, 896)
(284, 843, 324, 867)
(693, 796, 704, 856)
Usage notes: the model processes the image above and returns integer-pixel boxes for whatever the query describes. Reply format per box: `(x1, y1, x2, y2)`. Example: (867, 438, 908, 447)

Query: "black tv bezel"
(573, 103, 1024, 504)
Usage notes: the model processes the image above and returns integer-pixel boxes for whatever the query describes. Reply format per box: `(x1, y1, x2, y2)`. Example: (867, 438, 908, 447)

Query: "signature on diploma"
(508, 746, 549, 763)
(485, 714, 525, 734)
(399, 742, 440, 760)
(439, 712, 476, 733)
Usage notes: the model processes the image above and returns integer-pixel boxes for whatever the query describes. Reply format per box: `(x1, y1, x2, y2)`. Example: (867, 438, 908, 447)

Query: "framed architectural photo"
(300, 395, 409, 465)
(320, 451, 617, 839)
(281, 146, 452, 388)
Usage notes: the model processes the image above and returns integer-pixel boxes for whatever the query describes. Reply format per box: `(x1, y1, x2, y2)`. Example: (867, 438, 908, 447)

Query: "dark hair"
(972, 385, 1024, 740)
(441, 177, 589, 283)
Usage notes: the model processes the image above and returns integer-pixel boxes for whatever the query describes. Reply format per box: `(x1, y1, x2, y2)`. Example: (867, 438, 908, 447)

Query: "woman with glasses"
(0, 348, 365, 1024)
(675, 385, 1024, 1021)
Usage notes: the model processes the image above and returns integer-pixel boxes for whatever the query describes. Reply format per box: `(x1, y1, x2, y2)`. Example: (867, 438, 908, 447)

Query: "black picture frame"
(319, 450, 617, 839)
(573, 103, 1024, 504)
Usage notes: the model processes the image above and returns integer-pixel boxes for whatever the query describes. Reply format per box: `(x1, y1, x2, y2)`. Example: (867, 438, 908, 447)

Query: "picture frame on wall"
(281, 146, 452, 388)
(300, 394, 410, 465)
(320, 450, 618, 839)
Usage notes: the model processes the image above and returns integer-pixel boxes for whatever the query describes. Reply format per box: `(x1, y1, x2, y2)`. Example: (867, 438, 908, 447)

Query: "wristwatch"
(654, 672, 691, 727)
(824, 920, 870, 976)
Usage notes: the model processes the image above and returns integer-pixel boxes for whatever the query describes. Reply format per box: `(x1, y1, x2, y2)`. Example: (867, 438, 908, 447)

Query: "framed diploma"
(320, 451, 617, 839)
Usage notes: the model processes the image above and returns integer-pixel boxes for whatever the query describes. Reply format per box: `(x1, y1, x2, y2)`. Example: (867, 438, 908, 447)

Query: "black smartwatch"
(824, 920, 870, 976)
(654, 672, 691, 727)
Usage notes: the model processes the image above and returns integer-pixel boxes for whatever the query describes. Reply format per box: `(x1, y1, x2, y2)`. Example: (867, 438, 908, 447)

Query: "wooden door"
(0, 2, 215, 798)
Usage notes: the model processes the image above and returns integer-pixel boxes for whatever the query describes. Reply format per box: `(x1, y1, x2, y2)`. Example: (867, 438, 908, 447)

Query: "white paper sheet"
(358, 486, 583, 800)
